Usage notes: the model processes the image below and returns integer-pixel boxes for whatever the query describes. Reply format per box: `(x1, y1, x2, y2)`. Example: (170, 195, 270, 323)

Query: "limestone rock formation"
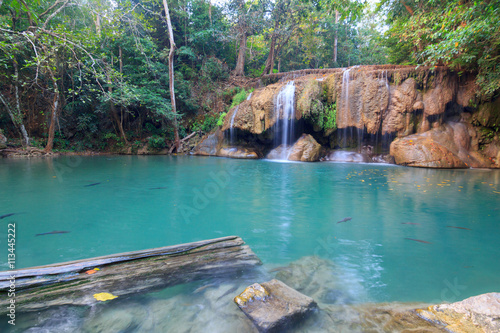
(234, 279, 317, 332)
(193, 129, 224, 156)
(287, 134, 322, 162)
(221, 80, 308, 136)
(193, 66, 499, 169)
(336, 71, 390, 134)
(416, 293, 500, 333)
(382, 78, 420, 135)
(390, 122, 492, 168)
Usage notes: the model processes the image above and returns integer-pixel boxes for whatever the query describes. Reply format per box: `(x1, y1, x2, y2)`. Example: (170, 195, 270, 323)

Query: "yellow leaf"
(455, 42, 459, 47)
(93, 292, 118, 302)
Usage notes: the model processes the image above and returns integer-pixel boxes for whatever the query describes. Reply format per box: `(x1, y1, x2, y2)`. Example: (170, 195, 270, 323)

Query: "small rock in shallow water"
(234, 279, 317, 332)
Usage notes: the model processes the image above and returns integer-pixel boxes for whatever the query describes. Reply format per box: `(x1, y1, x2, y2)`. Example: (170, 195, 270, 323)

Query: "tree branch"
(400, 0, 414, 16)
(42, 0, 70, 30)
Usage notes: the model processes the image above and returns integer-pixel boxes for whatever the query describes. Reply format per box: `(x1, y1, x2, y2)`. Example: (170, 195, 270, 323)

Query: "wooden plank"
(0, 236, 261, 313)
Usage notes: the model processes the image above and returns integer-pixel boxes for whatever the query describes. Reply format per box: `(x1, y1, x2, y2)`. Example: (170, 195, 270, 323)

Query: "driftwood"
(169, 131, 198, 153)
(0, 236, 261, 313)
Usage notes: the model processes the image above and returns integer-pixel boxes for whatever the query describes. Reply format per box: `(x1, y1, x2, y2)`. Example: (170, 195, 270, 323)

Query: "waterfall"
(229, 105, 239, 145)
(273, 81, 296, 160)
(246, 92, 252, 100)
(338, 68, 353, 148)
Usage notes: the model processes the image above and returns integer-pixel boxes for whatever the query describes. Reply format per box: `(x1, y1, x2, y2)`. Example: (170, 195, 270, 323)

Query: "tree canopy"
(0, 0, 498, 151)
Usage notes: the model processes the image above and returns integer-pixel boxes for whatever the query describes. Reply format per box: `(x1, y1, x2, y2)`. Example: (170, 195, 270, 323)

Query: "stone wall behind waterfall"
(194, 65, 500, 168)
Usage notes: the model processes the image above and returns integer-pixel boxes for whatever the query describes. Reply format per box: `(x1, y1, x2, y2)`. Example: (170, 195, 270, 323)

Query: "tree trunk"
(105, 57, 128, 144)
(162, 0, 180, 152)
(0, 92, 29, 146)
(233, 31, 247, 76)
(0, 236, 261, 314)
(12, 59, 29, 146)
(334, 10, 339, 64)
(44, 64, 59, 153)
(262, 32, 277, 75)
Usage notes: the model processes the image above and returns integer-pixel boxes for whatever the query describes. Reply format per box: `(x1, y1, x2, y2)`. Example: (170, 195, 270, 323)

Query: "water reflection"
(0, 156, 499, 331)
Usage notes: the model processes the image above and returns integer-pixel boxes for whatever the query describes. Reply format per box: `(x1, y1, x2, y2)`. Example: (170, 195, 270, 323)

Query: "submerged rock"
(273, 256, 356, 306)
(218, 147, 259, 159)
(234, 279, 317, 332)
(324, 151, 371, 163)
(266, 145, 291, 160)
(416, 292, 500, 333)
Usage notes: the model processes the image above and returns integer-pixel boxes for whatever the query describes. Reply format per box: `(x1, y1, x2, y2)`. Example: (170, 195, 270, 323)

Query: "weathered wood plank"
(0, 236, 261, 313)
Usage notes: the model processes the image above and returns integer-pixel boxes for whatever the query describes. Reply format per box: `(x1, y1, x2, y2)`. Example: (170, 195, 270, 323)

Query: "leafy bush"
(102, 132, 124, 150)
(148, 135, 166, 150)
(230, 88, 254, 108)
(217, 112, 227, 127)
(202, 57, 229, 82)
(53, 131, 70, 151)
(324, 103, 337, 131)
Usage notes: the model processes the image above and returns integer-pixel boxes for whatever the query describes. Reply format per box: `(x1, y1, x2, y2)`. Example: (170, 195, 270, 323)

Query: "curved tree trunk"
(262, 32, 277, 75)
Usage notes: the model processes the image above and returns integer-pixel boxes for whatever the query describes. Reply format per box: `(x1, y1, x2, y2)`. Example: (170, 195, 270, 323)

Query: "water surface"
(1, 156, 499, 330)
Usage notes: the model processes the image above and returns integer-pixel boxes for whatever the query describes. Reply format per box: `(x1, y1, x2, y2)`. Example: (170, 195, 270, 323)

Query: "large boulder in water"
(288, 134, 322, 162)
(390, 122, 492, 168)
(193, 129, 223, 156)
(234, 279, 317, 332)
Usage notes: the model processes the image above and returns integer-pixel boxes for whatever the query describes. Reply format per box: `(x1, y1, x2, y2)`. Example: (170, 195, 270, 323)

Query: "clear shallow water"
(1, 156, 499, 330)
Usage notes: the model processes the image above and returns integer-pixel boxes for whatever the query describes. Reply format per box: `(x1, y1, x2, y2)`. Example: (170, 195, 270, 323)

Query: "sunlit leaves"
(381, 0, 500, 99)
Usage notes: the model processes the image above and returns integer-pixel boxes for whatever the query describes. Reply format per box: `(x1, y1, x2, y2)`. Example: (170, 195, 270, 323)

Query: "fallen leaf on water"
(94, 292, 118, 302)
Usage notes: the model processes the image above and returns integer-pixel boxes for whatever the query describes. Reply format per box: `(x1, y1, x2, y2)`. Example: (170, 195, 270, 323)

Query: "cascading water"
(273, 81, 296, 160)
(246, 92, 252, 100)
(338, 67, 354, 148)
(229, 105, 239, 145)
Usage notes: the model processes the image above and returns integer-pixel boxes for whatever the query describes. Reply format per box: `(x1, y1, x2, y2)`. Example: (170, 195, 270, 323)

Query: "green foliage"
(380, 0, 500, 99)
(305, 98, 337, 132)
(324, 103, 337, 131)
(53, 131, 70, 151)
(102, 132, 124, 150)
(230, 88, 253, 108)
(148, 135, 167, 150)
(191, 113, 219, 133)
(201, 57, 229, 82)
(217, 112, 227, 127)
